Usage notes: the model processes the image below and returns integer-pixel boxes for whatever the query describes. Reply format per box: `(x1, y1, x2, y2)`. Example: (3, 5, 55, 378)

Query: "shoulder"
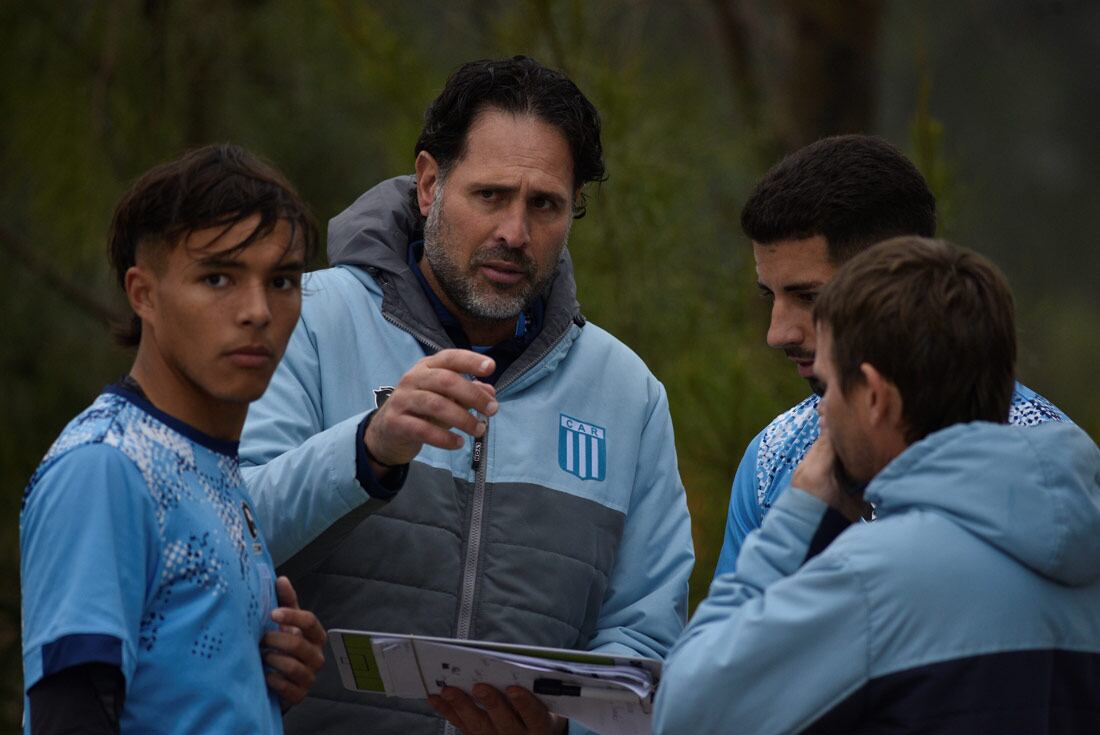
(569, 322, 669, 412)
(39, 392, 128, 458)
(297, 266, 385, 342)
(573, 321, 656, 380)
(25, 393, 132, 503)
(23, 441, 151, 523)
(755, 395, 820, 488)
(302, 266, 380, 308)
(29, 389, 235, 512)
(1010, 382, 1070, 426)
(760, 395, 820, 442)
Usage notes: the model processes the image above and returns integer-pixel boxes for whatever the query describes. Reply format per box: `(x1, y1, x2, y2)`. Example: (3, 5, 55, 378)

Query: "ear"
(859, 362, 904, 431)
(414, 151, 441, 217)
(124, 265, 157, 325)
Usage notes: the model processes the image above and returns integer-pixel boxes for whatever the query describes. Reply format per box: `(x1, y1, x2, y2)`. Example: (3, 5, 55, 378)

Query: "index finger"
(504, 686, 552, 731)
(436, 687, 497, 733)
(424, 349, 496, 380)
(472, 684, 528, 735)
(271, 607, 327, 645)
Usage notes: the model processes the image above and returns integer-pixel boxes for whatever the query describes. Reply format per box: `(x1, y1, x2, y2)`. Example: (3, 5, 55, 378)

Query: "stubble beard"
(422, 183, 568, 323)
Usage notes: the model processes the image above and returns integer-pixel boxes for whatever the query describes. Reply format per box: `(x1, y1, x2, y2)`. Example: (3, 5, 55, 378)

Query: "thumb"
(275, 575, 300, 609)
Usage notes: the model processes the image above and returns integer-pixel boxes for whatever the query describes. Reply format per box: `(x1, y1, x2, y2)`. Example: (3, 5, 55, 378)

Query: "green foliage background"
(2, 1, 1097, 726)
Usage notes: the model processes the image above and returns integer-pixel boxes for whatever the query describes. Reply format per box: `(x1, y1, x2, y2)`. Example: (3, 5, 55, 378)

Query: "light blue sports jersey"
(20, 385, 282, 734)
(713, 382, 1069, 576)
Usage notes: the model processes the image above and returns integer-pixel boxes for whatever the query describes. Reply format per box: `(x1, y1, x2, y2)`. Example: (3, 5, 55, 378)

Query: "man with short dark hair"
(714, 135, 1067, 574)
(654, 237, 1100, 734)
(241, 56, 694, 735)
(20, 144, 327, 733)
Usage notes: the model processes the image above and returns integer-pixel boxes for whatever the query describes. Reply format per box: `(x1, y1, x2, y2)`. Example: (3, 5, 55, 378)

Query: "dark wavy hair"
(414, 55, 606, 218)
(107, 143, 318, 346)
(742, 135, 936, 263)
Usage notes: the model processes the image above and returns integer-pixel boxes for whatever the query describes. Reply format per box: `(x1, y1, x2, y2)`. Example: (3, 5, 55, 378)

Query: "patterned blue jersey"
(20, 385, 282, 733)
(713, 382, 1069, 577)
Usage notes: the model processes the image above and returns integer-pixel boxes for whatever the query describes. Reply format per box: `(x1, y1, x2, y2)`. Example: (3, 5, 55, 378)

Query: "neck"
(129, 344, 246, 441)
(418, 257, 519, 346)
(459, 314, 518, 347)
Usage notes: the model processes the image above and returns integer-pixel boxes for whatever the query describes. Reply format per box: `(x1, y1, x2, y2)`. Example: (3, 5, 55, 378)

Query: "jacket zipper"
(453, 328, 571, 641)
(382, 309, 575, 645)
(381, 311, 448, 356)
(457, 424, 487, 640)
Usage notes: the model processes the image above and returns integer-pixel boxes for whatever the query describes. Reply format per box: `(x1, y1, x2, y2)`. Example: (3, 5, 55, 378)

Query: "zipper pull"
(469, 383, 488, 473)
(472, 436, 484, 472)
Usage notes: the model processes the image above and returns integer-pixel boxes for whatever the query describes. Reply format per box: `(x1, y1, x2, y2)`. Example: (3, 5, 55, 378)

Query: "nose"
(238, 282, 272, 328)
(495, 200, 530, 248)
(765, 299, 805, 350)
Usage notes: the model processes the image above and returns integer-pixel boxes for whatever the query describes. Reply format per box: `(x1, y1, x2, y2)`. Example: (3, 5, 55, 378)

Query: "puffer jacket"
(241, 176, 694, 735)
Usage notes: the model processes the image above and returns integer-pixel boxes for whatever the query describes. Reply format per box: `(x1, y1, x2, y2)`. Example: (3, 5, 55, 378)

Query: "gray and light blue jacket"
(656, 420, 1100, 734)
(240, 176, 694, 735)
(714, 384, 1068, 575)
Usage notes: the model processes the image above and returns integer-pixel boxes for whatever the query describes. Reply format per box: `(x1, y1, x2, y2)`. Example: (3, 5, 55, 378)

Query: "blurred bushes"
(3, 1, 1094, 727)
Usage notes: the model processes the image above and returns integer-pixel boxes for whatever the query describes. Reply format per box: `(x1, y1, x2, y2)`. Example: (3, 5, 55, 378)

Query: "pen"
(532, 678, 638, 703)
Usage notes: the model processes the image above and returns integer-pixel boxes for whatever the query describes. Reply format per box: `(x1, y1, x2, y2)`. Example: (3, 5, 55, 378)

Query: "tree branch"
(0, 225, 124, 328)
(532, 0, 571, 77)
(708, 0, 765, 134)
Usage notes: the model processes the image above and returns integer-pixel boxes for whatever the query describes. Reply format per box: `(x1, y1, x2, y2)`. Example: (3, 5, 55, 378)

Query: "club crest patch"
(558, 414, 606, 481)
(241, 501, 263, 554)
(374, 386, 395, 408)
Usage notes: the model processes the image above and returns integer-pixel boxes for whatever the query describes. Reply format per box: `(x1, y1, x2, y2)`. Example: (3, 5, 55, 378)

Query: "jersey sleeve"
(20, 443, 158, 692)
(713, 429, 766, 578)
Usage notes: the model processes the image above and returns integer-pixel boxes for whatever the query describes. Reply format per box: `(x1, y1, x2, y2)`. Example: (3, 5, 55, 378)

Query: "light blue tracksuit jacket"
(655, 421, 1100, 734)
(240, 176, 694, 735)
(714, 384, 1068, 575)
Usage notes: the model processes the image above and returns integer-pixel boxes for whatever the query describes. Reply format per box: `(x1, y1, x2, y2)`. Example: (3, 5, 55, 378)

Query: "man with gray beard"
(239, 56, 694, 735)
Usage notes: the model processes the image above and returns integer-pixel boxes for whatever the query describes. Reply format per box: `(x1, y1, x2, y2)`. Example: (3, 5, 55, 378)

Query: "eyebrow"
(469, 181, 569, 206)
(196, 255, 246, 269)
(274, 258, 307, 272)
(196, 254, 306, 271)
(756, 280, 826, 293)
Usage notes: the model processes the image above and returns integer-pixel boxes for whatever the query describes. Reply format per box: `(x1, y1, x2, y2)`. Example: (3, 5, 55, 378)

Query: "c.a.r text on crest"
(558, 414, 607, 481)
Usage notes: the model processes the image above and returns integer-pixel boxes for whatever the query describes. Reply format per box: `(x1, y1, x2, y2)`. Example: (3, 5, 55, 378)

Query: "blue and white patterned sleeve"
(21, 444, 157, 692)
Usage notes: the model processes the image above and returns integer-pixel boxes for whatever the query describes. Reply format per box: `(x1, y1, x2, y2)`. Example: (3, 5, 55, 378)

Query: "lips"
(225, 344, 274, 369)
(476, 257, 531, 287)
(785, 352, 815, 378)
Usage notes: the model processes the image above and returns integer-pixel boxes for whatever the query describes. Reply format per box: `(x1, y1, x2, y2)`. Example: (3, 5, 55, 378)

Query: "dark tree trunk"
(710, 0, 883, 157)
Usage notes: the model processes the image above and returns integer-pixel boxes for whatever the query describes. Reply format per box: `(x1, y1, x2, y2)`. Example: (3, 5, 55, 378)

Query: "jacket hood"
(867, 421, 1100, 586)
(328, 175, 422, 272)
(325, 175, 583, 385)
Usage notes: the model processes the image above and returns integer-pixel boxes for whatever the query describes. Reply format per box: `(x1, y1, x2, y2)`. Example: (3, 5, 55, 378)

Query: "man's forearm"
(654, 489, 867, 735)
